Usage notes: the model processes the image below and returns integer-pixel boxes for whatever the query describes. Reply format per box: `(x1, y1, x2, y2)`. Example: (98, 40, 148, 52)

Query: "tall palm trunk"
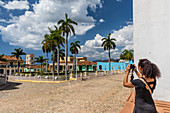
(46, 53, 48, 72)
(109, 48, 111, 71)
(57, 47, 60, 77)
(74, 54, 76, 73)
(17, 60, 19, 73)
(52, 50, 55, 81)
(65, 33, 68, 80)
(6, 64, 7, 76)
(41, 63, 42, 74)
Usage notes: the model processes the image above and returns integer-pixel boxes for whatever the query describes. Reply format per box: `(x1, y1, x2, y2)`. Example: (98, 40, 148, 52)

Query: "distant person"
(123, 59, 161, 113)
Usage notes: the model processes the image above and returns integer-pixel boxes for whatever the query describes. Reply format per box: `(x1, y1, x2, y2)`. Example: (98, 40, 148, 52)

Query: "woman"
(123, 59, 161, 113)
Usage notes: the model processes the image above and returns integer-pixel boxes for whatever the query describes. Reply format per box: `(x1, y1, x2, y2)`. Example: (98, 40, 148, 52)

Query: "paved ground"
(0, 74, 132, 113)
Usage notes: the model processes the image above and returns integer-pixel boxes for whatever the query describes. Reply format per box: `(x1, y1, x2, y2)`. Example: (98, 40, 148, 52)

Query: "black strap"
(141, 77, 155, 93)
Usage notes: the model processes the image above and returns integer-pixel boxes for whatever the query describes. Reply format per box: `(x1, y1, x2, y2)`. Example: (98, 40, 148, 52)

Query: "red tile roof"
(77, 61, 97, 65)
(25, 65, 45, 69)
(2, 55, 24, 62)
(0, 61, 7, 64)
(59, 61, 97, 65)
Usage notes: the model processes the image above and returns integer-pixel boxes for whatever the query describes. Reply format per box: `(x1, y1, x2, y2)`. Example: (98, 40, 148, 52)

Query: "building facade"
(49, 57, 97, 72)
(97, 60, 134, 71)
(134, 0, 170, 101)
(24, 65, 45, 72)
(0, 56, 25, 75)
(26, 54, 35, 65)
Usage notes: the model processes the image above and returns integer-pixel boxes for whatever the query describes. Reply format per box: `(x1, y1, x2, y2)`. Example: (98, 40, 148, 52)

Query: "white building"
(26, 54, 35, 65)
(134, 0, 170, 102)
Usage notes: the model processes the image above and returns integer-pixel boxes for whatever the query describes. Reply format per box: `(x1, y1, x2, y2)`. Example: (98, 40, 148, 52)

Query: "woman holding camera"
(123, 59, 161, 113)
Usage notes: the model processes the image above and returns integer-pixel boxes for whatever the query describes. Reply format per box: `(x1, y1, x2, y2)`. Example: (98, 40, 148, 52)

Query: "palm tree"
(101, 33, 116, 71)
(0, 55, 7, 62)
(70, 41, 81, 73)
(35, 56, 47, 73)
(58, 13, 78, 80)
(121, 49, 134, 63)
(42, 34, 51, 72)
(11, 48, 26, 73)
(120, 53, 126, 60)
(42, 26, 65, 81)
(51, 49, 65, 75)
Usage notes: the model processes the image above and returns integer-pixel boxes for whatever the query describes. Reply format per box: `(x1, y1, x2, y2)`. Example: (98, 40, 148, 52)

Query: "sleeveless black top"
(141, 77, 156, 93)
(131, 78, 157, 113)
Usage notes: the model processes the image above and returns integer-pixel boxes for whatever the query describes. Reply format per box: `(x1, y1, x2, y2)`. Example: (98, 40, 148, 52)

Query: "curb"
(14, 80, 69, 83)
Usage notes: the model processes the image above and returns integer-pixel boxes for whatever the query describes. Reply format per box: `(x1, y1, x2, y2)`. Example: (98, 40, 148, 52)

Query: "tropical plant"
(35, 56, 47, 73)
(70, 41, 81, 73)
(120, 53, 126, 60)
(101, 33, 116, 71)
(121, 49, 134, 63)
(42, 26, 65, 80)
(42, 34, 51, 72)
(58, 13, 78, 80)
(11, 48, 26, 73)
(51, 48, 65, 74)
(0, 55, 7, 62)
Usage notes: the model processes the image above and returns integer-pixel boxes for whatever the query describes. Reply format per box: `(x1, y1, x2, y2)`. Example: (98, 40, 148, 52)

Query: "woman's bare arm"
(134, 64, 142, 78)
(123, 64, 135, 88)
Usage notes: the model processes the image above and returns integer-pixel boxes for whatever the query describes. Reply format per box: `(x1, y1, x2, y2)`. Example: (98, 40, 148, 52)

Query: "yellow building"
(49, 57, 87, 71)
(49, 57, 97, 72)
(0, 56, 25, 75)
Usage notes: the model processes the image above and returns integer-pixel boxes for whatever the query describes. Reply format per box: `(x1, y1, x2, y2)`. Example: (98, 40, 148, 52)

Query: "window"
(10, 62, 13, 66)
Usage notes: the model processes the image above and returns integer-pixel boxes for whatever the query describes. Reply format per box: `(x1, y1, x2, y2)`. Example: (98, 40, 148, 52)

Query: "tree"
(51, 49, 65, 73)
(42, 34, 51, 72)
(121, 49, 134, 63)
(35, 56, 47, 73)
(58, 13, 78, 80)
(42, 26, 65, 81)
(0, 55, 7, 62)
(11, 48, 26, 73)
(101, 33, 116, 71)
(70, 41, 81, 73)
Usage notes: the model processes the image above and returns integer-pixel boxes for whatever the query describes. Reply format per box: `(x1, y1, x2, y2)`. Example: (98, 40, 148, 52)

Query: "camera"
(130, 64, 135, 70)
(130, 64, 135, 82)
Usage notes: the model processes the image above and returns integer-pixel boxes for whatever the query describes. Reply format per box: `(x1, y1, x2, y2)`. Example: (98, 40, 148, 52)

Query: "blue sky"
(0, 0, 133, 62)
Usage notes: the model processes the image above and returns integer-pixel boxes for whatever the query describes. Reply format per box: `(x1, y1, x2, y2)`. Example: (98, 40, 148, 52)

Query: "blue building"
(97, 60, 134, 71)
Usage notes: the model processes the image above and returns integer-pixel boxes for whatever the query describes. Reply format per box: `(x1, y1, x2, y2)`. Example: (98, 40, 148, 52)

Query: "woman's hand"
(134, 64, 137, 72)
(126, 64, 131, 72)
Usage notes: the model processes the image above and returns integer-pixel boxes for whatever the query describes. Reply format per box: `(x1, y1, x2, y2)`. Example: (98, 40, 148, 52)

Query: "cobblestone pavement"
(0, 74, 133, 113)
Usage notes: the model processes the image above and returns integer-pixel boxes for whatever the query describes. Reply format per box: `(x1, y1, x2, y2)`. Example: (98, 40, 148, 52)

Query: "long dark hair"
(138, 59, 161, 79)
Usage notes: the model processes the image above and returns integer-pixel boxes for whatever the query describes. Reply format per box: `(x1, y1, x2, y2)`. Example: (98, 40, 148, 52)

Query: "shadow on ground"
(0, 81, 22, 91)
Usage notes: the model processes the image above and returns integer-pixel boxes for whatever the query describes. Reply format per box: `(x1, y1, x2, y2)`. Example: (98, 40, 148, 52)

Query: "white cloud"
(1, 0, 102, 50)
(116, 0, 122, 2)
(109, 25, 133, 48)
(99, 19, 105, 22)
(1, 0, 29, 10)
(0, 19, 7, 22)
(0, 0, 4, 5)
(78, 25, 133, 60)
(78, 34, 120, 60)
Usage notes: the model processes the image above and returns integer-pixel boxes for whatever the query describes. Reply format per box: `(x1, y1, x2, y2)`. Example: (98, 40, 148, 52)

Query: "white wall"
(133, 0, 170, 102)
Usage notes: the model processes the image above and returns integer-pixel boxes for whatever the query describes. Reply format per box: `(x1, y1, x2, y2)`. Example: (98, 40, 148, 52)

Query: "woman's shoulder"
(131, 78, 144, 86)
